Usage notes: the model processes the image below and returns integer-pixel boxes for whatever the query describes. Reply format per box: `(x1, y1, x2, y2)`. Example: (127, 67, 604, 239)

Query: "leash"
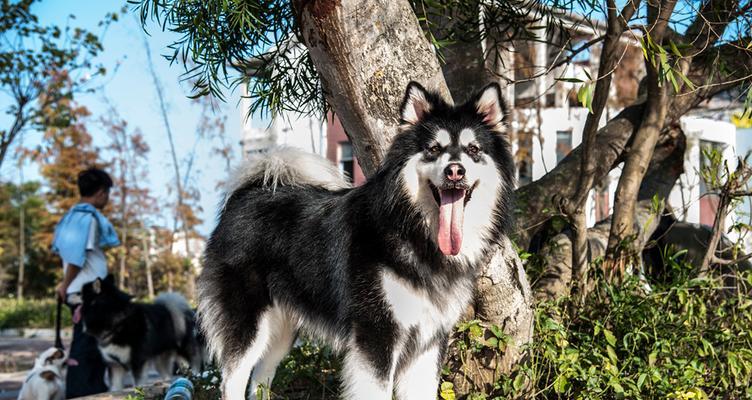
(54, 296, 64, 350)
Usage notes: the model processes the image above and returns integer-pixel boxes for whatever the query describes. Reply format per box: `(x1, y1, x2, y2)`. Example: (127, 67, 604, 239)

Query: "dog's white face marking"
(459, 128, 476, 147)
(435, 129, 451, 147)
(400, 131, 503, 262)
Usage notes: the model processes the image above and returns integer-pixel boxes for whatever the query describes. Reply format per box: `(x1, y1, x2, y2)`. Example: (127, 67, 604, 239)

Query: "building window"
(556, 130, 572, 164)
(339, 142, 354, 183)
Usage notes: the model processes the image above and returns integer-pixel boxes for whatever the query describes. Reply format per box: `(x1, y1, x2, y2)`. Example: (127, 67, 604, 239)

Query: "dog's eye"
(427, 145, 441, 155)
(467, 144, 481, 155)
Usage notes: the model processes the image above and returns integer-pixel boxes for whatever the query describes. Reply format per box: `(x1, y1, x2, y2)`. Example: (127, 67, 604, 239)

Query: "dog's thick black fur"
(200, 82, 515, 399)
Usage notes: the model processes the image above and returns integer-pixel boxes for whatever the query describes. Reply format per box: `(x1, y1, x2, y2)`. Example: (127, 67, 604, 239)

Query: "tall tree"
(0, 0, 116, 169)
(0, 180, 56, 297)
(101, 103, 155, 291)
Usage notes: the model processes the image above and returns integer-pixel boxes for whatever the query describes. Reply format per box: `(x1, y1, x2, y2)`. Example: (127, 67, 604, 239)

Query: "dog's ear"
(472, 83, 509, 133)
(92, 278, 101, 294)
(40, 370, 57, 381)
(45, 350, 64, 364)
(400, 82, 433, 126)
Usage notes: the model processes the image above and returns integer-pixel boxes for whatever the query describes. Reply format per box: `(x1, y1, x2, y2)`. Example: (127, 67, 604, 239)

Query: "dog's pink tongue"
(438, 189, 465, 256)
(73, 305, 82, 324)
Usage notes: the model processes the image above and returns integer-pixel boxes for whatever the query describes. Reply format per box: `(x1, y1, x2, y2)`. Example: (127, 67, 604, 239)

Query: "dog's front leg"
(394, 343, 443, 400)
(340, 342, 395, 400)
(108, 364, 126, 391)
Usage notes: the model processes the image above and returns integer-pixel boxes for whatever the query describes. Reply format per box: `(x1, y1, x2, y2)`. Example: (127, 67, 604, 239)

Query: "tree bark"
(295, 0, 452, 175)
(294, 0, 533, 389)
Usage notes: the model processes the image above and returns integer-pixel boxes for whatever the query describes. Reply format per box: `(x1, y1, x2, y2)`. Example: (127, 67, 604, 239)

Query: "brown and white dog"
(17, 347, 77, 400)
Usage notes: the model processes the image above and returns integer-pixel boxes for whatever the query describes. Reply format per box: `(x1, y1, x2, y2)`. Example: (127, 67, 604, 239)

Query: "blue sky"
(2, 1, 252, 235)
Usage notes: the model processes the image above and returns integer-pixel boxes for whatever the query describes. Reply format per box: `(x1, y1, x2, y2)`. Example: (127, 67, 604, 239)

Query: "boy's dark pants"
(65, 302, 108, 398)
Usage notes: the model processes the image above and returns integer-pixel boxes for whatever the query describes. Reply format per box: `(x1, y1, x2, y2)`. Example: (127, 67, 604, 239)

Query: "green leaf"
(604, 329, 617, 347)
(553, 374, 569, 394)
(440, 382, 455, 400)
(555, 77, 585, 83)
(489, 324, 504, 338)
(607, 345, 619, 364)
(513, 373, 526, 391)
(637, 373, 647, 389)
(669, 40, 682, 57)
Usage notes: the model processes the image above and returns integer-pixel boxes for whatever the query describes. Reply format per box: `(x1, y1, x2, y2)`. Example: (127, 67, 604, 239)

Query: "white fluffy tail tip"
(226, 147, 352, 194)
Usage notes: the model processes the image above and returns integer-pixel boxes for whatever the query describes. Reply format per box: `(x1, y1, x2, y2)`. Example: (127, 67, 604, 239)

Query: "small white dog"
(17, 347, 76, 400)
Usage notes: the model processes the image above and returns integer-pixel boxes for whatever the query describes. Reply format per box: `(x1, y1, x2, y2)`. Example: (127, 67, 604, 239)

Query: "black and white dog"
(80, 276, 203, 390)
(199, 82, 515, 399)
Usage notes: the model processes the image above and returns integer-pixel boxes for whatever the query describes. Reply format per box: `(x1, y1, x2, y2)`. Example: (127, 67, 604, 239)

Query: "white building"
(171, 231, 205, 272)
(239, 87, 327, 159)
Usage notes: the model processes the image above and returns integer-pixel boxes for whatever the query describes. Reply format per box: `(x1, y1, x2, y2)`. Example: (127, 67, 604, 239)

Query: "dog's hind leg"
(155, 352, 175, 379)
(248, 306, 297, 398)
(132, 361, 147, 387)
(220, 310, 275, 400)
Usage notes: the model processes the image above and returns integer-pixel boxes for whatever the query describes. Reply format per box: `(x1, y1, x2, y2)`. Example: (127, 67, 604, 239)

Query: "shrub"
(0, 298, 71, 330)
(450, 271, 752, 399)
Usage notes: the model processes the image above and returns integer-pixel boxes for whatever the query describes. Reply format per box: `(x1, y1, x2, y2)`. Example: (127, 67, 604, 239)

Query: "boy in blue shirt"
(52, 168, 120, 398)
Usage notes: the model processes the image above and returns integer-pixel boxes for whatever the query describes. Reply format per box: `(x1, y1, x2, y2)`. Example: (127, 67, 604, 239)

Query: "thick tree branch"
(565, 0, 642, 298)
(606, 0, 677, 263)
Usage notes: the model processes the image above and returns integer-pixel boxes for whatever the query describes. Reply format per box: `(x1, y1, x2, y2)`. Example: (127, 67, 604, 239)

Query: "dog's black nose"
(444, 163, 465, 181)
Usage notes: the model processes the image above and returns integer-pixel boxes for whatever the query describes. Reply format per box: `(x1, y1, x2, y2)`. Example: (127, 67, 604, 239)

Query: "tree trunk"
(295, 0, 451, 174)
(294, 0, 533, 390)
(143, 232, 155, 299)
(606, 0, 676, 265)
(566, 0, 639, 298)
(17, 189, 25, 300)
(119, 175, 128, 290)
(141, 29, 196, 298)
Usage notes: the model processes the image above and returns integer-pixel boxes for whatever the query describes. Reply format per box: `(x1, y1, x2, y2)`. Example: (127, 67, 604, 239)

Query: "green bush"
(0, 298, 71, 330)
(451, 271, 752, 399)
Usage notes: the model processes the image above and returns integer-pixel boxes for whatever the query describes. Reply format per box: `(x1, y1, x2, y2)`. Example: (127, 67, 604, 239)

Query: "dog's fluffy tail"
(225, 146, 352, 196)
(155, 292, 191, 339)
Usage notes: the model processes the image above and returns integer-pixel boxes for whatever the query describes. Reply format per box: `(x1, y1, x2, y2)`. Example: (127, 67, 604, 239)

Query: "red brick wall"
(326, 112, 366, 186)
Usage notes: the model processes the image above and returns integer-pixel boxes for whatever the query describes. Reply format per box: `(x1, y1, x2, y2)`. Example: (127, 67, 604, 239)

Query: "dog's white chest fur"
(99, 343, 131, 365)
(381, 270, 470, 344)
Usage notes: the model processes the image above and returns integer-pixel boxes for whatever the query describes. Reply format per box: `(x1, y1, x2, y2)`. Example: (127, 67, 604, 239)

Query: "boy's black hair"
(77, 168, 113, 197)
